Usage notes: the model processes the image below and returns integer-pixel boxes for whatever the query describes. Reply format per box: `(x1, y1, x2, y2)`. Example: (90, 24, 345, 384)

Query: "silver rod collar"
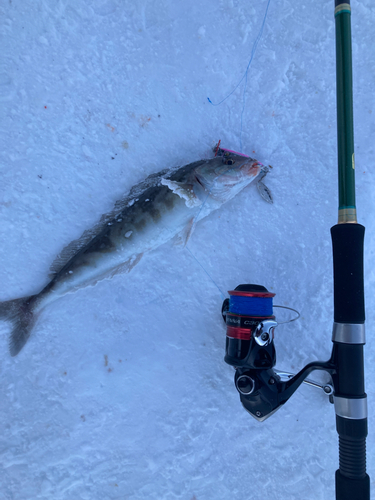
(332, 322, 366, 344)
(334, 396, 368, 420)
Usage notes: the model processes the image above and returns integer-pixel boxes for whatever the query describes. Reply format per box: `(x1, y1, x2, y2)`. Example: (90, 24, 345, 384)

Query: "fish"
(0, 151, 272, 356)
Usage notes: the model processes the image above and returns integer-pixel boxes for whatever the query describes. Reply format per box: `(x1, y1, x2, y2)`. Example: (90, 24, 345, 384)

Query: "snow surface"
(0, 1, 374, 499)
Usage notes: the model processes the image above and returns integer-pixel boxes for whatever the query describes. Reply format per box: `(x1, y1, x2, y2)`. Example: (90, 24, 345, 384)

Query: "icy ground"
(0, 1, 374, 499)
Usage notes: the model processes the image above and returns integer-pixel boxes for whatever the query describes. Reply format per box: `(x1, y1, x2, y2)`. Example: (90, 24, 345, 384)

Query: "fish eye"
(222, 158, 236, 165)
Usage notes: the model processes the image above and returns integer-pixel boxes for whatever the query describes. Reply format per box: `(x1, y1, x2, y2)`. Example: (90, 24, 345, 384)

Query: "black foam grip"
(335, 470, 370, 500)
(331, 224, 365, 324)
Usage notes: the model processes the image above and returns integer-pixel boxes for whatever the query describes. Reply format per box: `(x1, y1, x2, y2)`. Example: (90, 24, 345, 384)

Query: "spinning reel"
(222, 285, 335, 422)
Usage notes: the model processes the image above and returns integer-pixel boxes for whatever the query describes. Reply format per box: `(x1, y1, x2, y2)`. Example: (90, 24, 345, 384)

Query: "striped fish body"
(0, 154, 262, 355)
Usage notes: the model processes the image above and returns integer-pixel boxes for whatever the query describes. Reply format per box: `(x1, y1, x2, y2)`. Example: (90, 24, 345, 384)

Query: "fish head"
(193, 156, 261, 203)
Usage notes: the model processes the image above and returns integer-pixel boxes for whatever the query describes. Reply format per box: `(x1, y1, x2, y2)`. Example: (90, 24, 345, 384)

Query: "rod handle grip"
(335, 470, 370, 500)
(331, 224, 365, 324)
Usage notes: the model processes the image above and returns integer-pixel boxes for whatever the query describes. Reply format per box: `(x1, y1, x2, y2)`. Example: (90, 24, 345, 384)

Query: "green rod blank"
(335, 5, 356, 223)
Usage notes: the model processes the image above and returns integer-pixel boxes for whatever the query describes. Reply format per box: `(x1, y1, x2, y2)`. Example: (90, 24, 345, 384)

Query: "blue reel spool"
(224, 284, 275, 364)
(229, 291, 274, 316)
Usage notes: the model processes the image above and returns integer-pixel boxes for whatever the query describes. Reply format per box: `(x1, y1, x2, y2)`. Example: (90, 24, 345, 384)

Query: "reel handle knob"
(236, 374, 256, 395)
(254, 320, 278, 346)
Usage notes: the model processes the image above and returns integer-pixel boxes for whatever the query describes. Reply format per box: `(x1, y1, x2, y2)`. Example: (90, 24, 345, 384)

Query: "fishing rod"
(222, 1, 370, 498)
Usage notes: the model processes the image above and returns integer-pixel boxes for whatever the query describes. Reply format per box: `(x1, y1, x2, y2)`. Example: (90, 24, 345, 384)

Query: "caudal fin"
(0, 295, 38, 356)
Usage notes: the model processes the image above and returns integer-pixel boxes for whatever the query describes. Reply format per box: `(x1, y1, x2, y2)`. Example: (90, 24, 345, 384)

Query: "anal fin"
(69, 253, 144, 291)
(109, 253, 144, 278)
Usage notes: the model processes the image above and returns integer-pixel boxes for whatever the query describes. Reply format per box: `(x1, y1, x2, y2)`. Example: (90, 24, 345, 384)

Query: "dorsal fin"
(48, 168, 170, 278)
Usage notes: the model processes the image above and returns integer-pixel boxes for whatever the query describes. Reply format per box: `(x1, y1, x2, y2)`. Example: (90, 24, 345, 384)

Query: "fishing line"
(194, 1, 273, 309)
(185, 246, 227, 300)
(184, 160, 258, 301)
(184, 164, 239, 300)
(272, 305, 300, 324)
(184, 162, 244, 300)
(207, 0, 272, 150)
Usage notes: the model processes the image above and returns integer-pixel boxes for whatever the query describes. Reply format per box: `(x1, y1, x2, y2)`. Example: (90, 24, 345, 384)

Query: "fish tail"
(0, 295, 38, 356)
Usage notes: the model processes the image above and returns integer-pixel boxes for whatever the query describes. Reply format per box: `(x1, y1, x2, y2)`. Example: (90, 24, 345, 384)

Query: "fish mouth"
(240, 160, 261, 177)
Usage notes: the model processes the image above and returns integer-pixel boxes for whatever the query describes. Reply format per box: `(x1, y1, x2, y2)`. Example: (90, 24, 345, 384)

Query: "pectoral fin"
(173, 217, 196, 247)
(257, 180, 273, 204)
(256, 167, 273, 204)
